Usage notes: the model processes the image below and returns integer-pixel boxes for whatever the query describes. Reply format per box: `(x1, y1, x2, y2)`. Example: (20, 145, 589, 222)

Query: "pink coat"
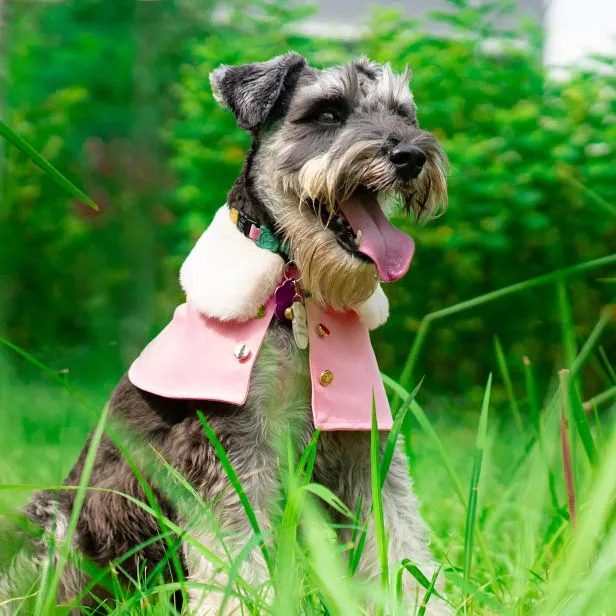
(128, 206, 395, 431)
(128, 297, 392, 431)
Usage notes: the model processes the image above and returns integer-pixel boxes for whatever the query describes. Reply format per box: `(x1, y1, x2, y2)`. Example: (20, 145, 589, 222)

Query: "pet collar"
(229, 207, 290, 260)
(129, 205, 394, 431)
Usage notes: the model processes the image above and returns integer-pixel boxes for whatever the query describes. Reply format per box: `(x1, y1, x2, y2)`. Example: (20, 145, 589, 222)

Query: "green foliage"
(1, 0, 215, 359)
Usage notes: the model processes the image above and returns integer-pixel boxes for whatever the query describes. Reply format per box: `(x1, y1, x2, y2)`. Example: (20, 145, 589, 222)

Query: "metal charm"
(317, 323, 330, 337)
(234, 343, 251, 361)
(319, 370, 334, 386)
(292, 301, 308, 350)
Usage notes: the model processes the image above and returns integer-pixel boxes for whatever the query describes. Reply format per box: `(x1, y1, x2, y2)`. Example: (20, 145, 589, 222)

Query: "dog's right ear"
(210, 52, 306, 132)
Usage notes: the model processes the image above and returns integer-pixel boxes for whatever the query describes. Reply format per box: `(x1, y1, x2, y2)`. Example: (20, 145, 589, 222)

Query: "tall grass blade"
(463, 374, 492, 589)
(417, 564, 444, 616)
(296, 430, 320, 486)
(589, 400, 605, 448)
(598, 346, 616, 384)
(302, 499, 363, 615)
(398, 254, 616, 390)
(348, 494, 366, 576)
(0, 119, 98, 210)
(556, 280, 577, 370)
(427, 255, 616, 322)
(303, 484, 354, 520)
(381, 373, 499, 585)
(371, 394, 389, 606)
(582, 385, 616, 412)
(446, 573, 507, 613)
(103, 439, 188, 606)
(564, 369, 597, 466)
(540, 423, 616, 614)
(558, 370, 577, 526)
(395, 559, 448, 606)
(523, 356, 540, 435)
(396, 319, 431, 406)
(570, 305, 613, 377)
(381, 378, 423, 488)
(565, 175, 616, 215)
(39, 403, 110, 614)
(382, 374, 465, 502)
(197, 411, 273, 575)
(348, 375, 422, 580)
(494, 336, 523, 433)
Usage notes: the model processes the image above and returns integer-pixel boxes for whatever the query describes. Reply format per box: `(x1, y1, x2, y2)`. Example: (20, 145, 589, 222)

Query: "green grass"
(1, 295, 615, 615)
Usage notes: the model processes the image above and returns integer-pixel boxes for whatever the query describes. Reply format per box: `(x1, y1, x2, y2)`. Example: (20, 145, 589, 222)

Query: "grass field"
(0, 268, 615, 615)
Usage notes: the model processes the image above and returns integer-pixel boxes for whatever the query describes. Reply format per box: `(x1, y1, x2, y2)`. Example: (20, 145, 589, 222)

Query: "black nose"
(388, 144, 426, 179)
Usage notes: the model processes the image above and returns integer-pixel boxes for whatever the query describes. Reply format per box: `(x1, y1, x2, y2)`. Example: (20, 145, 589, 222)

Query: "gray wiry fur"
(2, 54, 450, 615)
(210, 52, 306, 131)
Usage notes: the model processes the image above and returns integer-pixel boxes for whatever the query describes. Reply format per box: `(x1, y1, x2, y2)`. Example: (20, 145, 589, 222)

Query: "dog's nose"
(388, 144, 426, 179)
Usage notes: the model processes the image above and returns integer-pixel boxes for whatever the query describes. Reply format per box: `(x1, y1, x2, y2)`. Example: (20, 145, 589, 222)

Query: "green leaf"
(494, 336, 523, 433)
(0, 119, 98, 210)
(197, 411, 273, 575)
(370, 393, 389, 607)
(463, 374, 492, 590)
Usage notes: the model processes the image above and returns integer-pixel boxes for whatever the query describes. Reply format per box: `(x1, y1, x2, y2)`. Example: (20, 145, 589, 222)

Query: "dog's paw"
(356, 284, 389, 330)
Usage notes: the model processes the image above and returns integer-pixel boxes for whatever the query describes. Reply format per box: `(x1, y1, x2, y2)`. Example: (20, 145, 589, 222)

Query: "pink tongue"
(340, 192, 415, 283)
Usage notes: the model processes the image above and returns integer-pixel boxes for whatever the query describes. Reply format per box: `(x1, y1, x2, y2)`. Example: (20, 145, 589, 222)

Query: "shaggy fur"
(1, 53, 449, 615)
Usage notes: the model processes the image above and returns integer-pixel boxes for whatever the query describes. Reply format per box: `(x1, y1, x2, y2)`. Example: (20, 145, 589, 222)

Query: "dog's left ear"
(210, 52, 306, 131)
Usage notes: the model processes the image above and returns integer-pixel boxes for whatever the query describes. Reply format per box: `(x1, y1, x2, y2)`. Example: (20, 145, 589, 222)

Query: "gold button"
(284, 307, 294, 320)
(317, 323, 330, 337)
(234, 343, 251, 362)
(319, 370, 334, 386)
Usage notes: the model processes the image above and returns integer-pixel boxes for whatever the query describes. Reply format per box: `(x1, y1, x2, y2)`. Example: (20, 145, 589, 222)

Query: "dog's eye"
(317, 110, 342, 125)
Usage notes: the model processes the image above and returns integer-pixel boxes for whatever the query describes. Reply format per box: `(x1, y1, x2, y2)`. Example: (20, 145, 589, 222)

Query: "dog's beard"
(270, 199, 375, 310)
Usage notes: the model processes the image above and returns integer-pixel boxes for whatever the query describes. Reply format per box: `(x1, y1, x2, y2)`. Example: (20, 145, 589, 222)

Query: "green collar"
(229, 207, 290, 260)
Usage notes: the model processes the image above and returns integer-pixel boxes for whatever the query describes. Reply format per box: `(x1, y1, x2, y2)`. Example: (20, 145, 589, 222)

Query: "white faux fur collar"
(180, 205, 389, 330)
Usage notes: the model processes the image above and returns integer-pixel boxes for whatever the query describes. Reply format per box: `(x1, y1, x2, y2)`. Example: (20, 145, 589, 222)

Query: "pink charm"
(248, 224, 262, 242)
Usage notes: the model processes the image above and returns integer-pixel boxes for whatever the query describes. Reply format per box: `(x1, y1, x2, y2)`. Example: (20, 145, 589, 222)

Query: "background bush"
(1, 0, 614, 404)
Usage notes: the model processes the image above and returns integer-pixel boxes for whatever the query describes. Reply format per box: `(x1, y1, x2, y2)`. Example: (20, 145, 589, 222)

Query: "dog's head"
(211, 53, 447, 311)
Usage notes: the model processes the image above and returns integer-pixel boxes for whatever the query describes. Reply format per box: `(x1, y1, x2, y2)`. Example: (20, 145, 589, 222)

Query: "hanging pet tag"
(274, 278, 295, 321)
(292, 301, 308, 350)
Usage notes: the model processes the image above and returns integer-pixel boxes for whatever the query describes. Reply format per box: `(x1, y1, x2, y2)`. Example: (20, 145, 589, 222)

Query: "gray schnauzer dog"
(2, 53, 448, 614)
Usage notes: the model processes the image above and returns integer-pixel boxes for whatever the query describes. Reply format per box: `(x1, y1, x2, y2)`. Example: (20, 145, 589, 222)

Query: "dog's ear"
(210, 52, 306, 131)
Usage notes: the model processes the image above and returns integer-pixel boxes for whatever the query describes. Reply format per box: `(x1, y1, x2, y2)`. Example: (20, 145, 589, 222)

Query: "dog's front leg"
(179, 417, 283, 616)
(183, 480, 275, 616)
(317, 433, 450, 615)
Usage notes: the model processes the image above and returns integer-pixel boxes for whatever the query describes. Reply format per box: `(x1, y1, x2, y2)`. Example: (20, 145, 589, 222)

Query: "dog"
(1, 53, 448, 614)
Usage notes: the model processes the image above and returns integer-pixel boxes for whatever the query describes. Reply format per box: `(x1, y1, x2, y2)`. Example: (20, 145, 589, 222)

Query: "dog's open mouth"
(312, 188, 415, 283)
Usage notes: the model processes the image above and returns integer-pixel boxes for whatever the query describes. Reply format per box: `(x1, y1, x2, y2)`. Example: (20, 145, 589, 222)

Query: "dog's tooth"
(355, 229, 363, 246)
